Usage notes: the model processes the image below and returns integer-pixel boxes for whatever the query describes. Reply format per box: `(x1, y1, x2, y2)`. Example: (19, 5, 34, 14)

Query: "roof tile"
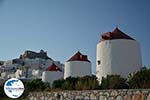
(67, 51, 90, 62)
(46, 63, 62, 72)
(100, 28, 135, 42)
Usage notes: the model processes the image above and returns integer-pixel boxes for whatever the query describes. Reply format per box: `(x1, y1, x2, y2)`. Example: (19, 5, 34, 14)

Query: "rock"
(93, 90, 98, 94)
(126, 90, 133, 95)
(124, 95, 131, 100)
(63, 93, 67, 98)
(99, 92, 103, 95)
(90, 93, 97, 99)
(29, 96, 34, 100)
(84, 96, 90, 99)
(147, 93, 150, 100)
(142, 90, 149, 94)
(44, 97, 49, 100)
(132, 93, 144, 100)
(99, 96, 107, 100)
(75, 96, 84, 99)
(40, 96, 45, 100)
(104, 92, 110, 97)
(111, 90, 118, 97)
(108, 97, 114, 100)
(116, 96, 123, 100)
(135, 90, 141, 94)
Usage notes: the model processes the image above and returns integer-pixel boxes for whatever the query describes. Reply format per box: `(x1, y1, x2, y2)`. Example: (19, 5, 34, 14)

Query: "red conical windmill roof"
(100, 27, 135, 42)
(67, 51, 90, 62)
(46, 63, 62, 72)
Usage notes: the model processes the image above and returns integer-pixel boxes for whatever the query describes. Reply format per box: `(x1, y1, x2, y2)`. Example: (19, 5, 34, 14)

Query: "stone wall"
(27, 89, 150, 100)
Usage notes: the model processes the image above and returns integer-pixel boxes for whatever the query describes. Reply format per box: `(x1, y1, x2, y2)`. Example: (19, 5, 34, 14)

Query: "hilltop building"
(96, 28, 142, 83)
(20, 49, 52, 60)
(64, 51, 91, 79)
(0, 50, 64, 80)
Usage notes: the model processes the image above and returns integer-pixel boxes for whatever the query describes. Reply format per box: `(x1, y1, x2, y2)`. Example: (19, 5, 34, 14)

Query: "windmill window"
(97, 60, 101, 65)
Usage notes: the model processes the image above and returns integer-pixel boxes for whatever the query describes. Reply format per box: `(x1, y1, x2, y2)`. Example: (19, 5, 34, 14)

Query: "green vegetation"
(52, 67, 150, 90)
(101, 75, 129, 89)
(128, 67, 150, 89)
(52, 75, 100, 90)
(19, 79, 50, 99)
(24, 79, 50, 91)
(75, 75, 100, 90)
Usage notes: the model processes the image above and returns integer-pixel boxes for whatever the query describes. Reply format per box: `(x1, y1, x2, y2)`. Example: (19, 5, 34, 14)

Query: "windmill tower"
(64, 51, 91, 79)
(96, 28, 142, 83)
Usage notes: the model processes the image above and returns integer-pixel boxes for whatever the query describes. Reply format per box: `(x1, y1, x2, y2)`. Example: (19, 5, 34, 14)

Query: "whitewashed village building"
(0, 50, 64, 81)
(42, 63, 63, 84)
(64, 51, 91, 79)
(96, 28, 142, 83)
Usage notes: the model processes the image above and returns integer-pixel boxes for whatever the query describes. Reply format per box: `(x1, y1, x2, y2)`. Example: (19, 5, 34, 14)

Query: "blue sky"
(0, 0, 149, 74)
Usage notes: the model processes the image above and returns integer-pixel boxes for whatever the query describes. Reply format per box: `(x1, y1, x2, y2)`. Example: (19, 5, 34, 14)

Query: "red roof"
(67, 51, 90, 62)
(46, 63, 62, 72)
(100, 28, 135, 42)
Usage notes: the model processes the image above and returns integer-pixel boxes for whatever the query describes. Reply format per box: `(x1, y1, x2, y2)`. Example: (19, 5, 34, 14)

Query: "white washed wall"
(64, 61, 91, 79)
(42, 71, 63, 84)
(96, 39, 142, 82)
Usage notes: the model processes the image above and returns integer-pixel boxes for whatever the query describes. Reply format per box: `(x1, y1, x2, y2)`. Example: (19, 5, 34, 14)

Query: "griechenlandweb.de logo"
(4, 78, 24, 99)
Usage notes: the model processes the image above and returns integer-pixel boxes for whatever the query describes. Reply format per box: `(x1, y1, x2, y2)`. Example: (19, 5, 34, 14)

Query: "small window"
(97, 60, 101, 65)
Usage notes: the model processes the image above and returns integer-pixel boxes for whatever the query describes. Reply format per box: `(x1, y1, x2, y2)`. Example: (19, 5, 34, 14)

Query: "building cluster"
(0, 28, 142, 84)
(0, 50, 64, 82)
